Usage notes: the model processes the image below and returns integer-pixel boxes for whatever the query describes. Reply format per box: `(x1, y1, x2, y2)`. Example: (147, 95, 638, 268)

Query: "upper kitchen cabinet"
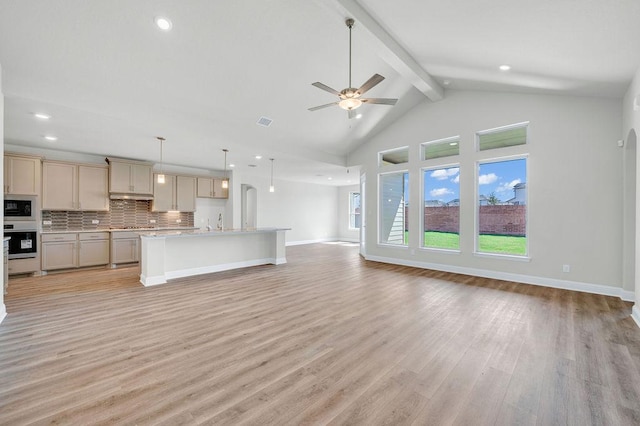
(42, 161, 109, 211)
(106, 158, 153, 196)
(196, 177, 228, 199)
(3, 153, 41, 195)
(152, 174, 196, 212)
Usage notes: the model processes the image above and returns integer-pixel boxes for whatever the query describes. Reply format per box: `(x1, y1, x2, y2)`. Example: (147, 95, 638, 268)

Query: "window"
(423, 166, 460, 250)
(379, 147, 409, 167)
(477, 157, 527, 256)
(349, 192, 361, 229)
(379, 172, 409, 245)
(422, 136, 460, 160)
(478, 122, 528, 151)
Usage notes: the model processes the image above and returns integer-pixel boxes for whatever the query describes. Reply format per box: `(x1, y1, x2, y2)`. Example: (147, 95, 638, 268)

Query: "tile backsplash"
(42, 200, 194, 231)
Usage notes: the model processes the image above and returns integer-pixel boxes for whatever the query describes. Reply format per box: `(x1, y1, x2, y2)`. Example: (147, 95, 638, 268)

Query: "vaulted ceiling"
(1, 0, 639, 185)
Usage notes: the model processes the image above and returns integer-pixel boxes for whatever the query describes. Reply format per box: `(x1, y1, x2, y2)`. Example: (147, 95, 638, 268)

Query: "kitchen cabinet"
(41, 232, 109, 271)
(107, 158, 153, 195)
(111, 231, 140, 265)
(3, 154, 41, 195)
(152, 174, 196, 212)
(42, 162, 109, 211)
(196, 177, 228, 199)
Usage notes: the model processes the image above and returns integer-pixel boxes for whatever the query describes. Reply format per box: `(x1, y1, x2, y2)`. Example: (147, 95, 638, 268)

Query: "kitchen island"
(139, 228, 289, 286)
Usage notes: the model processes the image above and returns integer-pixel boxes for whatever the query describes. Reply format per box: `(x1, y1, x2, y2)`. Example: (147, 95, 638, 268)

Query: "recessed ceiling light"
(154, 16, 172, 31)
(44, 135, 58, 141)
(34, 113, 51, 120)
(442, 80, 451, 86)
(229, 164, 235, 168)
(328, 177, 332, 180)
(255, 155, 262, 160)
(355, 114, 362, 119)
(499, 65, 511, 71)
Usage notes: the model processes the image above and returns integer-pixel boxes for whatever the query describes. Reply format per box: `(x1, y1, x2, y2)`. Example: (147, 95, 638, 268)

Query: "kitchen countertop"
(41, 227, 199, 234)
(140, 227, 290, 239)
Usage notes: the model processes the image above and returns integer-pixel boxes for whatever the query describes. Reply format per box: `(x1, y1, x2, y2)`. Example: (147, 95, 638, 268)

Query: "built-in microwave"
(4, 196, 36, 220)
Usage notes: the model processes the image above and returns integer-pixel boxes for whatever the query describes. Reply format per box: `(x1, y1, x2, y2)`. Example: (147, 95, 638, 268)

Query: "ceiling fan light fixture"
(339, 98, 362, 110)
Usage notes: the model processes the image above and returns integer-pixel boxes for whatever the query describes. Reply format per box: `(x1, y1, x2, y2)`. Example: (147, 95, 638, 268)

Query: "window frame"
(420, 162, 461, 253)
(421, 135, 461, 161)
(348, 191, 361, 230)
(474, 154, 530, 260)
(476, 121, 529, 152)
(378, 170, 410, 248)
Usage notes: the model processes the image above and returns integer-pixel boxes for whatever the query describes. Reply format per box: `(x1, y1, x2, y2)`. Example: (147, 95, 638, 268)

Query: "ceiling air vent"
(256, 116, 273, 127)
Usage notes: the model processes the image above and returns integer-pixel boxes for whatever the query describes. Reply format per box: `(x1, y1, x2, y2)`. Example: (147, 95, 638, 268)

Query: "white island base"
(139, 228, 288, 286)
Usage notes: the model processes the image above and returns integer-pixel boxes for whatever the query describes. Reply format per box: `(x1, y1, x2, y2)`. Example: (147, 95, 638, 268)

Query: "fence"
(404, 205, 526, 236)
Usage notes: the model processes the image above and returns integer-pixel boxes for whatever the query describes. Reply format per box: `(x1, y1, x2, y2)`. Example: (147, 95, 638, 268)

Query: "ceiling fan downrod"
(346, 18, 354, 90)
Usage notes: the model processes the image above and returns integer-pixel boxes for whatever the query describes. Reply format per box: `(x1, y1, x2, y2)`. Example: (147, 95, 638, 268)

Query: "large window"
(477, 157, 527, 256)
(423, 165, 460, 250)
(349, 192, 361, 229)
(379, 172, 409, 245)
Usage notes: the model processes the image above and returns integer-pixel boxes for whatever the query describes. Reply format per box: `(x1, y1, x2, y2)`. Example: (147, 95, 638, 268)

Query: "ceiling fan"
(309, 18, 398, 119)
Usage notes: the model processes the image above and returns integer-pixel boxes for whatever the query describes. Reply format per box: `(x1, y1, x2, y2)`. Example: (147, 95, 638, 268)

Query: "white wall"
(233, 172, 339, 244)
(338, 185, 360, 242)
(350, 89, 626, 295)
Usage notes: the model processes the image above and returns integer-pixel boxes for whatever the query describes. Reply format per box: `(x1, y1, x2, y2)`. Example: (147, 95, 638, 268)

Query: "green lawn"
(419, 231, 526, 255)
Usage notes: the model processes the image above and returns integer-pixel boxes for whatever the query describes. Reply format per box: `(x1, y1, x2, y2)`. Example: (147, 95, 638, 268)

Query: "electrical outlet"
(149, 219, 156, 224)
(562, 264, 571, 273)
(43, 220, 52, 225)
(91, 219, 99, 224)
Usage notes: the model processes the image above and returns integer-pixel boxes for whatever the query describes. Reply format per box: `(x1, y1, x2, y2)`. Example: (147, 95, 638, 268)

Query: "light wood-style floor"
(1, 242, 640, 425)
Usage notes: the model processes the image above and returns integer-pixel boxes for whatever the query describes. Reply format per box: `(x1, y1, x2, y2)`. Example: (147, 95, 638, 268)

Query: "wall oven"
(4, 195, 36, 221)
(4, 222, 38, 259)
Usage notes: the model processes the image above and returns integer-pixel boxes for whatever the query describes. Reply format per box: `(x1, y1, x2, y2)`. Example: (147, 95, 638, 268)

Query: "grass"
(417, 231, 526, 255)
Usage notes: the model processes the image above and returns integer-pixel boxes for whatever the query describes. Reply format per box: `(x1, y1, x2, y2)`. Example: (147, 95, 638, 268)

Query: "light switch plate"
(43, 220, 52, 225)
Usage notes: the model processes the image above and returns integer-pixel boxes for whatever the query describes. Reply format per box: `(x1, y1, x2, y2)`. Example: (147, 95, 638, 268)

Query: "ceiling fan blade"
(348, 109, 357, 119)
(356, 74, 385, 96)
(361, 98, 398, 106)
(311, 82, 341, 96)
(308, 101, 339, 111)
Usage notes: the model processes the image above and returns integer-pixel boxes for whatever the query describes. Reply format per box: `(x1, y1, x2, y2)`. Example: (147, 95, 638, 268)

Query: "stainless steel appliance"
(4, 222, 38, 259)
(4, 195, 36, 221)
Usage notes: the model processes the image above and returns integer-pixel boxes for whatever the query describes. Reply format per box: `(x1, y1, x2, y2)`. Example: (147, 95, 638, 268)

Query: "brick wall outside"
(406, 205, 526, 236)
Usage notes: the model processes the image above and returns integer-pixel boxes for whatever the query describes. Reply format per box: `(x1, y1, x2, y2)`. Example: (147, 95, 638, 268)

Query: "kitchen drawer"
(111, 231, 141, 239)
(80, 232, 109, 241)
(42, 233, 77, 242)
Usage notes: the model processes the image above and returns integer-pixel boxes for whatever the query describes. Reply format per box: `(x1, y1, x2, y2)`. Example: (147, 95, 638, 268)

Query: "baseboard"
(0, 303, 6, 325)
(286, 238, 336, 246)
(632, 305, 640, 329)
(365, 254, 635, 302)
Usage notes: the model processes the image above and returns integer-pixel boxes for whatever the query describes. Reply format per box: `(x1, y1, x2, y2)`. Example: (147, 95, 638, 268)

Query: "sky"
(424, 158, 526, 203)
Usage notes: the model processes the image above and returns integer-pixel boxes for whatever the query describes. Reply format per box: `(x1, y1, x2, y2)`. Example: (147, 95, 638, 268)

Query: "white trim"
(632, 305, 640, 328)
(365, 254, 635, 302)
(139, 274, 166, 287)
(473, 252, 531, 262)
(0, 303, 6, 324)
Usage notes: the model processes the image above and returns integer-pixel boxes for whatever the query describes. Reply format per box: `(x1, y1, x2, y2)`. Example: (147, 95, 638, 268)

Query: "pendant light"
(269, 158, 275, 193)
(156, 137, 166, 184)
(222, 149, 229, 189)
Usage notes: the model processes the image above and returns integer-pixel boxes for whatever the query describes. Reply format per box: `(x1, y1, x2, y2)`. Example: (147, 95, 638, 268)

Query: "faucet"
(216, 213, 223, 230)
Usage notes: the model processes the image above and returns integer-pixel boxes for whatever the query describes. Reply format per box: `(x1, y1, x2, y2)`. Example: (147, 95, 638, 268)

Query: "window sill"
(377, 243, 409, 249)
(473, 252, 531, 262)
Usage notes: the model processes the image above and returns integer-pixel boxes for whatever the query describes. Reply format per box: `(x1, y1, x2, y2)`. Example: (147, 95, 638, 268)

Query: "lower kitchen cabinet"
(110, 232, 140, 266)
(42, 232, 110, 271)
